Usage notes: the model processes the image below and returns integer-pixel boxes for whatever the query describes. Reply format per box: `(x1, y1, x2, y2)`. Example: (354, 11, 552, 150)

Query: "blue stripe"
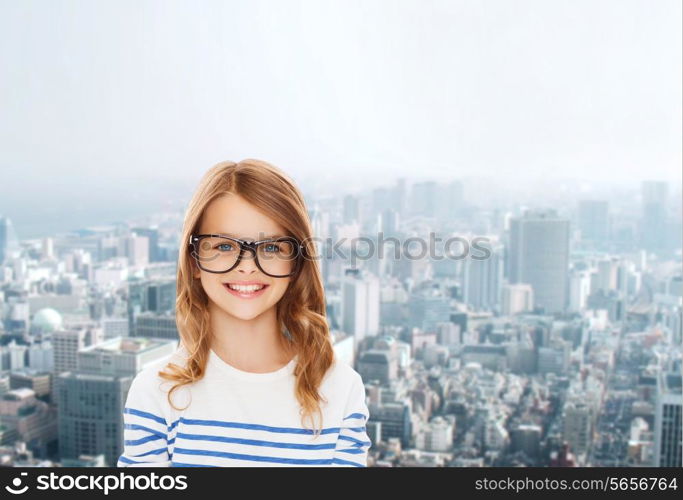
(168, 437, 176, 445)
(178, 417, 343, 435)
(127, 412, 364, 435)
(134, 447, 168, 457)
(331, 457, 365, 467)
(175, 432, 335, 450)
(173, 447, 334, 465)
(125, 434, 165, 446)
(124, 407, 166, 426)
(124, 423, 166, 439)
(338, 435, 372, 447)
(338, 426, 368, 434)
(343, 413, 366, 421)
(117, 455, 142, 465)
(335, 448, 365, 455)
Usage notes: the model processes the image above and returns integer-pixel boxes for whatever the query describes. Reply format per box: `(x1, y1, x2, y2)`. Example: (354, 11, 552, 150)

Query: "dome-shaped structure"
(31, 308, 63, 333)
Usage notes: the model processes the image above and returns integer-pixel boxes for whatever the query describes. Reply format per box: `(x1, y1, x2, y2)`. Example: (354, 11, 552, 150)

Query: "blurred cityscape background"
(0, 0, 681, 468)
(0, 175, 680, 467)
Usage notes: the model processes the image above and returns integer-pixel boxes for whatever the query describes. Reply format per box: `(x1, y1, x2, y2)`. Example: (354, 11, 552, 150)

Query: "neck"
(207, 301, 295, 372)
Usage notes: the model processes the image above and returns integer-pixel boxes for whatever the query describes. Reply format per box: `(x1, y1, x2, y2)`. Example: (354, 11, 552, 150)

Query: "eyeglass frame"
(189, 233, 304, 278)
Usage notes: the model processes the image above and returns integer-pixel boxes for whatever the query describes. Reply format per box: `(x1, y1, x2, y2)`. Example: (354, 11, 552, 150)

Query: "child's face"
(193, 193, 292, 321)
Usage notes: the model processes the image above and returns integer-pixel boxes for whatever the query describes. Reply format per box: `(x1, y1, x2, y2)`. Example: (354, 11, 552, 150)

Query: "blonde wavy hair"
(158, 159, 335, 436)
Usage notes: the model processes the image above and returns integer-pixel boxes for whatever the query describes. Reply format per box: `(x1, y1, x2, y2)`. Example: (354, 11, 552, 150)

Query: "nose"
(236, 249, 258, 274)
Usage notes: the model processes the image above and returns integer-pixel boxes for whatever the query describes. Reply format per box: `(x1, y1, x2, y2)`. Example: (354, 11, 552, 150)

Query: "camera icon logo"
(5, 472, 29, 495)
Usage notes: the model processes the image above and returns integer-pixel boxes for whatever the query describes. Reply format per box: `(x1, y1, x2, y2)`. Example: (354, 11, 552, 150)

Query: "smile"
(223, 283, 269, 299)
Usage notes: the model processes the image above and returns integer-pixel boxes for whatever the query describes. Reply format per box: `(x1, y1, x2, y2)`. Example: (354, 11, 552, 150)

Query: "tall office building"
(102, 317, 130, 339)
(57, 337, 177, 467)
(0, 215, 20, 265)
(134, 311, 179, 340)
(577, 200, 609, 246)
(127, 279, 176, 333)
(508, 209, 570, 314)
(641, 181, 668, 253)
(372, 187, 392, 214)
(462, 239, 503, 311)
(653, 372, 682, 467)
(409, 291, 451, 333)
(52, 326, 104, 399)
(27, 341, 54, 372)
(562, 400, 592, 456)
(569, 269, 591, 313)
(411, 181, 438, 218)
(501, 283, 534, 316)
(131, 227, 160, 263)
(368, 401, 412, 448)
(122, 234, 149, 267)
(130, 279, 176, 314)
(53, 326, 104, 375)
(436, 180, 464, 224)
(341, 269, 380, 343)
(392, 178, 407, 217)
(343, 194, 360, 224)
(358, 349, 399, 385)
(379, 209, 400, 239)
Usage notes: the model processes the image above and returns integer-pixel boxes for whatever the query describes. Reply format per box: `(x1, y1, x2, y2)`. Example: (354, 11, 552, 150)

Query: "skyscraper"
(127, 279, 176, 333)
(341, 269, 380, 344)
(411, 181, 438, 218)
(0, 215, 20, 265)
(462, 239, 503, 311)
(653, 372, 682, 467)
(53, 326, 104, 376)
(131, 227, 160, 262)
(641, 181, 669, 254)
(409, 290, 451, 333)
(57, 337, 177, 467)
(562, 400, 592, 456)
(577, 200, 609, 247)
(508, 209, 570, 314)
(342, 194, 360, 224)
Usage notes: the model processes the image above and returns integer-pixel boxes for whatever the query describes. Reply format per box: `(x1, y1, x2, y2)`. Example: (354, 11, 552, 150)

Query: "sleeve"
(331, 372, 372, 467)
(117, 368, 173, 467)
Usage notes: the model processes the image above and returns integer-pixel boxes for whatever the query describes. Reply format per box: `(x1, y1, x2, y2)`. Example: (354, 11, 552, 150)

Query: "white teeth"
(227, 284, 265, 292)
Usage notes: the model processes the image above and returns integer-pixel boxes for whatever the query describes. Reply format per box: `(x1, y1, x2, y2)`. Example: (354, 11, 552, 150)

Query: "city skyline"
(1, 0, 681, 239)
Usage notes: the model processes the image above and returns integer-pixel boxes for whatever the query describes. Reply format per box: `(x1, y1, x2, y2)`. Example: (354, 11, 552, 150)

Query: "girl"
(117, 159, 371, 467)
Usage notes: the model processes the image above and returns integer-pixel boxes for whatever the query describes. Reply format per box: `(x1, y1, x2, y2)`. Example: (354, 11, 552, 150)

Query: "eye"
(263, 243, 280, 253)
(216, 243, 236, 251)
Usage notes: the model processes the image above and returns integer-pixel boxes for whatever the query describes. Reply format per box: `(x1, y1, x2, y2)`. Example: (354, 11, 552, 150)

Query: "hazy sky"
(0, 0, 681, 236)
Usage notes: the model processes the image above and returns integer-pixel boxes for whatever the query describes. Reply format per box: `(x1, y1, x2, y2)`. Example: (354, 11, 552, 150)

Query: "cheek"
(268, 280, 290, 303)
(198, 274, 223, 297)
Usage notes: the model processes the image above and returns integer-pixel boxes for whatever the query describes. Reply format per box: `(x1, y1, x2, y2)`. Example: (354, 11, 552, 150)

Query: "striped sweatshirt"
(117, 346, 371, 467)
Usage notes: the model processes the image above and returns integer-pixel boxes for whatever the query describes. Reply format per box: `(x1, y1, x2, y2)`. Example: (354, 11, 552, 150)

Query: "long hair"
(158, 159, 334, 436)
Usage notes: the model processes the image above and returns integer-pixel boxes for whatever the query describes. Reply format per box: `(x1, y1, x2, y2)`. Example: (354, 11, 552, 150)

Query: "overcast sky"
(0, 0, 681, 236)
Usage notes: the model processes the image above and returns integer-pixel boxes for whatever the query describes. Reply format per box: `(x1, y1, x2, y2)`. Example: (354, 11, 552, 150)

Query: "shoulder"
(321, 355, 365, 398)
(130, 345, 191, 396)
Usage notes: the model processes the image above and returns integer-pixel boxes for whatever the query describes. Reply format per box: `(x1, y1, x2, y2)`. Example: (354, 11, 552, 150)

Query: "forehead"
(198, 193, 286, 240)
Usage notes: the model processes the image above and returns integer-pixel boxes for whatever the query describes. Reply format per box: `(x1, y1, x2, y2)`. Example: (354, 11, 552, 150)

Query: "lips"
(222, 282, 269, 299)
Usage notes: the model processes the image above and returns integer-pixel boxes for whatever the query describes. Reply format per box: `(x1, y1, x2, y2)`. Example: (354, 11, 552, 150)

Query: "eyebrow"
(203, 232, 286, 240)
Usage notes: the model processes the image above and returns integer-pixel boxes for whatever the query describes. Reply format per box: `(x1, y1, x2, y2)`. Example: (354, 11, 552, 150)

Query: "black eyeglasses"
(189, 233, 304, 278)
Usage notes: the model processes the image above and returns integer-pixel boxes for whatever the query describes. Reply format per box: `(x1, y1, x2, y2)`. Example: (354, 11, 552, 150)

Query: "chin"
(230, 310, 265, 321)
(220, 305, 269, 321)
